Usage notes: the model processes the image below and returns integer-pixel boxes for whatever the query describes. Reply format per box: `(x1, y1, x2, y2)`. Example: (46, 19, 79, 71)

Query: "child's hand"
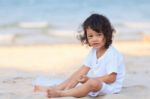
(78, 75, 89, 83)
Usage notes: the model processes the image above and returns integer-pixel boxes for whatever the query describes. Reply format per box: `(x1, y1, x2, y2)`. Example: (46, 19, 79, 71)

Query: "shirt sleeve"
(106, 55, 119, 74)
(83, 49, 93, 68)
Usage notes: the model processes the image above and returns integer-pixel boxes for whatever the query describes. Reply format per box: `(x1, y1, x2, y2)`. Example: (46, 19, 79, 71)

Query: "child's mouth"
(92, 43, 99, 47)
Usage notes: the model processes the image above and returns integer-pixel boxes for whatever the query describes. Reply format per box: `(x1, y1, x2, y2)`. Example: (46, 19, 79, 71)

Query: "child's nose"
(92, 36, 98, 41)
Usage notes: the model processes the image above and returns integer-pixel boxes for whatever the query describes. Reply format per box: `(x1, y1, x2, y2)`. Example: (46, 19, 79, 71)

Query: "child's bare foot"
(34, 85, 48, 92)
(47, 88, 61, 98)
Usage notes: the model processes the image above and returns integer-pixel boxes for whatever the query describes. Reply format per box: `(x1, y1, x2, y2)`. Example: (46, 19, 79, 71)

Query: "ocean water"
(0, 0, 150, 44)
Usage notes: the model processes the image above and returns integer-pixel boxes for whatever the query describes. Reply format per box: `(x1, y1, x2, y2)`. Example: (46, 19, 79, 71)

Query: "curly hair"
(78, 13, 115, 49)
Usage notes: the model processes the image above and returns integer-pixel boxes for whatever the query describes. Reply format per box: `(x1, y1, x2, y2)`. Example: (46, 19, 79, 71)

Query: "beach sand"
(0, 41, 150, 99)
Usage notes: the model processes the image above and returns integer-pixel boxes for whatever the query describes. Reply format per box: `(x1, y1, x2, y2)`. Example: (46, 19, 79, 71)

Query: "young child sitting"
(34, 13, 125, 98)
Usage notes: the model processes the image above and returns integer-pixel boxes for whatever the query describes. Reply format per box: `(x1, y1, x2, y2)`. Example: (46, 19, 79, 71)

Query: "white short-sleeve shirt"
(84, 46, 125, 93)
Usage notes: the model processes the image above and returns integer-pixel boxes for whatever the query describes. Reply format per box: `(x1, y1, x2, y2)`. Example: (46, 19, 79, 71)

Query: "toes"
(34, 85, 40, 92)
(47, 94, 51, 98)
(47, 89, 51, 98)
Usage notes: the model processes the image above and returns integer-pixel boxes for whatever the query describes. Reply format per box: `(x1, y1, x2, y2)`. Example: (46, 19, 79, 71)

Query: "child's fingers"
(78, 78, 86, 83)
(82, 75, 87, 79)
(47, 89, 51, 98)
(78, 78, 83, 82)
(78, 75, 88, 83)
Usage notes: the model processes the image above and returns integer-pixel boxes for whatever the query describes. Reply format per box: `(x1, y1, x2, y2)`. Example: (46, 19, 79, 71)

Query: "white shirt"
(84, 46, 125, 93)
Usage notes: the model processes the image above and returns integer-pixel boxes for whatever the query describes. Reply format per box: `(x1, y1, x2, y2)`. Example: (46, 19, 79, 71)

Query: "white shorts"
(88, 82, 114, 97)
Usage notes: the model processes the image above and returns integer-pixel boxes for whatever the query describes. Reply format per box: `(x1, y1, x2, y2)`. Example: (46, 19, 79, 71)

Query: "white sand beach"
(0, 41, 150, 99)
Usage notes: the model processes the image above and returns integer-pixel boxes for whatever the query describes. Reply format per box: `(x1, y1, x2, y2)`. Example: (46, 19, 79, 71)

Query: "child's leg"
(34, 85, 49, 92)
(34, 66, 90, 92)
(34, 77, 78, 92)
(55, 66, 90, 90)
(33, 78, 75, 92)
(47, 79, 102, 98)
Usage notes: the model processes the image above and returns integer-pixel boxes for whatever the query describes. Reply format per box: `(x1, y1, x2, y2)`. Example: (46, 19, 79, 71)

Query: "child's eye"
(97, 33, 102, 36)
(87, 35, 93, 38)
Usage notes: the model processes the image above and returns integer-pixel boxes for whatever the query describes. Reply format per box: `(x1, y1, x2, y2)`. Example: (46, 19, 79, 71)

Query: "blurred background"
(0, 1, 150, 99)
(0, 0, 150, 45)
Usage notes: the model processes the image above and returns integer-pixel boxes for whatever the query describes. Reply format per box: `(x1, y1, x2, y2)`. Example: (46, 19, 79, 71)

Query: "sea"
(0, 0, 150, 45)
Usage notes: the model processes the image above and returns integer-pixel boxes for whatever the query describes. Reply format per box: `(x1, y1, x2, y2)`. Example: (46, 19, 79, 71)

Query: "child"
(34, 13, 125, 98)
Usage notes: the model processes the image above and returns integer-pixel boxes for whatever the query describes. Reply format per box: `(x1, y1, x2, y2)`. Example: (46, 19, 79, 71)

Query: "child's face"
(86, 27, 106, 49)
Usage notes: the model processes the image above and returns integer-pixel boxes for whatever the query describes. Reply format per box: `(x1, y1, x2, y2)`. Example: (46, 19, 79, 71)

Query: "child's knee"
(86, 79, 102, 91)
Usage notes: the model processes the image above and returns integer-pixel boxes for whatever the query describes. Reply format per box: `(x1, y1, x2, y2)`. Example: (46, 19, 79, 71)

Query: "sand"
(0, 41, 150, 99)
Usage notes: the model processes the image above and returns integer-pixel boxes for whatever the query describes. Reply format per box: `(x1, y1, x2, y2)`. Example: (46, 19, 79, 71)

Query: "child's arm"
(55, 65, 90, 90)
(95, 73, 117, 84)
(78, 72, 116, 84)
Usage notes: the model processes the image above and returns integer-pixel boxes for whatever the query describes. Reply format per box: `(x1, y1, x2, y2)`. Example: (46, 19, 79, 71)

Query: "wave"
(19, 22, 49, 29)
(123, 22, 150, 29)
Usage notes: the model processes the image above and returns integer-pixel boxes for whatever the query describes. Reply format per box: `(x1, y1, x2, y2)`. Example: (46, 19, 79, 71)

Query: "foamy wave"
(0, 34, 15, 42)
(124, 22, 150, 29)
(49, 30, 77, 37)
(19, 22, 49, 29)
